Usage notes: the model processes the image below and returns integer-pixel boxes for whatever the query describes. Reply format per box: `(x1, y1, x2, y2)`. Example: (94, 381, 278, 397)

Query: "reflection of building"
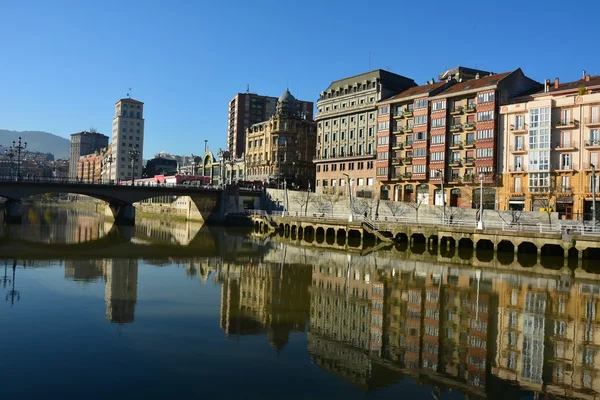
(64, 260, 104, 282)
(245, 90, 317, 189)
(218, 262, 311, 353)
(103, 259, 139, 324)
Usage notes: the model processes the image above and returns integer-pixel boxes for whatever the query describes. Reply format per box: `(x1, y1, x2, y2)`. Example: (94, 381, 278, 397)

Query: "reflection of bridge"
(0, 180, 261, 224)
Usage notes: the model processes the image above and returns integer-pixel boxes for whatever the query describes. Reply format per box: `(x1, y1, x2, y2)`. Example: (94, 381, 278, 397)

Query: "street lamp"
(191, 153, 197, 175)
(435, 169, 445, 225)
(343, 173, 353, 222)
(10, 137, 26, 181)
(104, 154, 114, 184)
(128, 150, 140, 186)
(477, 173, 485, 230)
(592, 164, 597, 229)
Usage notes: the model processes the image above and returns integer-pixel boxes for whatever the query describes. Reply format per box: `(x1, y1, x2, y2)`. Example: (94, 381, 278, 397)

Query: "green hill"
(0, 129, 70, 159)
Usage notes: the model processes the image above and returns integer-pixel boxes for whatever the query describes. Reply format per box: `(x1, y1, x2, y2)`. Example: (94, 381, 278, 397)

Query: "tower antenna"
(127, 88, 132, 98)
(246, 84, 249, 94)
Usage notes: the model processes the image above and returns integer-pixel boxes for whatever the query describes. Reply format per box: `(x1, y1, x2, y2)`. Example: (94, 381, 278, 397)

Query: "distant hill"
(0, 130, 70, 159)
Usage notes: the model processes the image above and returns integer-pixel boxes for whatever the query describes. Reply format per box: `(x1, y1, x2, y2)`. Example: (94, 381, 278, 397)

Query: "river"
(0, 205, 598, 399)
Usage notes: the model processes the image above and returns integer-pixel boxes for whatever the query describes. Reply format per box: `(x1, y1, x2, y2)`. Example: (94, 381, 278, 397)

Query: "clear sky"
(1, 0, 600, 158)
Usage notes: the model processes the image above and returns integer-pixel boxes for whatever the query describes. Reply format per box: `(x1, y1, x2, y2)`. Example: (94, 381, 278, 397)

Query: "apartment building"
(377, 69, 538, 208)
(499, 74, 600, 220)
(245, 90, 316, 189)
(69, 130, 108, 179)
(228, 92, 313, 159)
(314, 70, 417, 196)
(376, 80, 455, 202)
(77, 147, 109, 183)
(111, 98, 145, 182)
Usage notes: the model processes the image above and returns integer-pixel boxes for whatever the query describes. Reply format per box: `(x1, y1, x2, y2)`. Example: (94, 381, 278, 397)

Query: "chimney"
(475, 73, 480, 79)
(586, 75, 591, 82)
(583, 69, 587, 79)
(431, 77, 435, 83)
(544, 79, 550, 93)
(554, 77, 559, 89)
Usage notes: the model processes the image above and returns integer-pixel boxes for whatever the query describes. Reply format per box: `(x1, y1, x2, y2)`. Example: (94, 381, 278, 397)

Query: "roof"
(438, 66, 492, 81)
(535, 75, 600, 95)
(115, 98, 144, 105)
(324, 69, 416, 92)
(382, 81, 450, 102)
(430, 71, 514, 98)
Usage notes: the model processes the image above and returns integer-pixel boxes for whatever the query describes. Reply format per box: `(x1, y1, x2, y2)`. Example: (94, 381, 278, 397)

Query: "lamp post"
(592, 164, 597, 229)
(191, 154, 196, 175)
(283, 180, 288, 217)
(477, 173, 484, 230)
(5, 148, 15, 180)
(343, 173, 353, 222)
(10, 137, 27, 181)
(435, 169, 445, 225)
(128, 150, 140, 186)
(104, 154, 114, 184)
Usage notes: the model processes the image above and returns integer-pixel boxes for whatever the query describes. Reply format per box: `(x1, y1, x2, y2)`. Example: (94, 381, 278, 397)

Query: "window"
(378, 121, 389, 131)
(414, 148, 426, 157)
(529, 172, 550, 190)
(369, 127, 374, 136)
(377, 152, 389, 160)
(477, 92, 495, 103)
(476, 148, 493, 158)
(560, 153, 572, 169)
(431, 151, 444, 161)
(379, 106, 389, 115)
(415, 131, 426, 141)
(431, 117, 445, 128)
(414, 165, 426, 174)
(359, 128, 364, 138)
(477, 110, 494, 122)
(377, 167, 388, 176)
(477, 129, 493, 140)
(414, 115, 427, 126)
(431, 135, 445, 145)
(377, 137, 389, 146)
(432, 100, 446, 111)
(415, 99, 428, 109)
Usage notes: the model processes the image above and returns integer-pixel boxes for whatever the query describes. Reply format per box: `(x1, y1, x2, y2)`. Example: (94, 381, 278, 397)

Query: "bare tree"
(292, 191, 310, 216)
(406, 195, 426, 223)
(430, 205, 467, 225)
(535, 195, 555, 227)
(314, 193, 342, 217)
(384, 200, 408, 217)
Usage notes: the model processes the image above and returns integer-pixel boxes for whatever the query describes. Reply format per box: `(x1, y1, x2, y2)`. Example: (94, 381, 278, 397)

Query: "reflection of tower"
(65, 260, 104, 282)
(103, 259, 138, 323)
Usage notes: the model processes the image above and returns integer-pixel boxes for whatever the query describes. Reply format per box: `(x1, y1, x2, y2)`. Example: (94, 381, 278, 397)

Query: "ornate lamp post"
(104, 154, 114, 184)
(477, 173, 485, 230)
(128, 150, 140, 186)
(435, 169, 445, 225)
(10, 137, 26, 181)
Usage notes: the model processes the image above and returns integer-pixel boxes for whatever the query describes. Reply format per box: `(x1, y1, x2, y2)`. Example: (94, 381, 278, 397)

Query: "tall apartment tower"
(227, 92, 313, 159)
(69, 131, 109, 178)
(111, 98, 145, 182)
(314, 69, 417, 196)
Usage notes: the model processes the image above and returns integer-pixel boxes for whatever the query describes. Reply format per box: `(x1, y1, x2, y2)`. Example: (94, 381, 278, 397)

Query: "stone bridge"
(0, 180, 261, 224)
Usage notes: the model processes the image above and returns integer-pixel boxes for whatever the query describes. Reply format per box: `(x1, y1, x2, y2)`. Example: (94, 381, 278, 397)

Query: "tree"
(533, 193, 556, 227)
(293, 191, 310, 216)
(384, 200, 408, 217)
(405, 185, 427, 223)
(430, 204, 467, 225)
(313, 193, 341, 217)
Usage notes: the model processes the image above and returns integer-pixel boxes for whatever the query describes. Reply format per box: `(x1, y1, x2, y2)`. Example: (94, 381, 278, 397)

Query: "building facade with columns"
(245, 90, 316, 189)
(499, 74, 600, 220)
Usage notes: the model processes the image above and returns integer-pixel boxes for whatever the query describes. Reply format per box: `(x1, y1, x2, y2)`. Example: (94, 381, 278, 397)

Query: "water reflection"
(2, 206, 600, 399)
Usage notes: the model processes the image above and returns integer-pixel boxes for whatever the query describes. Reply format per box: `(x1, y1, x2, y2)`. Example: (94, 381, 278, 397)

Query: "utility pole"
(477, 173, 484, 230)
(11, 137, 27, 181)
(129, 150, 140, 186)
(436, 169, 445, 225)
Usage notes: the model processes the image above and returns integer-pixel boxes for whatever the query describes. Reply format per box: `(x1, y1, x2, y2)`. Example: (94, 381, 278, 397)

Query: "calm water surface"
(0, 205, 598, 399)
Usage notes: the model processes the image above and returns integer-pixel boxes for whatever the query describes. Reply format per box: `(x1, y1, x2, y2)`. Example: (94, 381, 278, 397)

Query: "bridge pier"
(3, 199, 22, 224)
(105, 202, 136, 225)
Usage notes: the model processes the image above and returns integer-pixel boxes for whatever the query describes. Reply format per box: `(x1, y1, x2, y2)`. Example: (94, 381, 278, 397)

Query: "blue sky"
(1, 0, 600, 158)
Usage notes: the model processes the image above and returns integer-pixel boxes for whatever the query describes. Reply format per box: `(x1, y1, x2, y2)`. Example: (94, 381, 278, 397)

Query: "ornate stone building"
(245, 90, 316, 189)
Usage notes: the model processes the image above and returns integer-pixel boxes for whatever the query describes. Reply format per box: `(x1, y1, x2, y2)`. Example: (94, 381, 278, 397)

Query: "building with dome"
(227, 90, 313, 159)
(244, 89, 317, 189)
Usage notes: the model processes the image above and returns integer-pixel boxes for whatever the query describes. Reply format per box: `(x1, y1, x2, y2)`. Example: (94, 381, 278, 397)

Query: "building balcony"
(586, 117, 600, 127)
(403, 157, 413, 165)
(465, 104, 477, 113)
(393, 111, 404, 119)
(449, 159, 462, 167)
(463, 122, 476, 131)
(449, 141, 463, 150)
(403, 109, 414, 117)
(401, 172, 413, 180)
(583, 163, 598, 170)
(391, 157, 403, 165)
(530, 186, 553, 193)
(405, 141, 413, 149)
(509, 187, 525, 196)
(508, 166, 527, 173)
(557, 186, 573, 196)
(392, 141, 404, 150)
(555, 141, 578, 151)
(510, 145, 527, 154)
(463, 156, 475, 166)
(393, 126, 404, 134)
(313, 150, 376, 162)
(555, 120, 579, 129)
(450, 106, 464, 116)
(585, 139, 600, 148)
(404, 126, 414, 134)
(450, 124, 463, 133)
(555, 164, 573, 172)
(448, 175, 462, 184)
(464, 139, 476, 148)
(510, 124, 527, 134)
(463, 174, 475, 183)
